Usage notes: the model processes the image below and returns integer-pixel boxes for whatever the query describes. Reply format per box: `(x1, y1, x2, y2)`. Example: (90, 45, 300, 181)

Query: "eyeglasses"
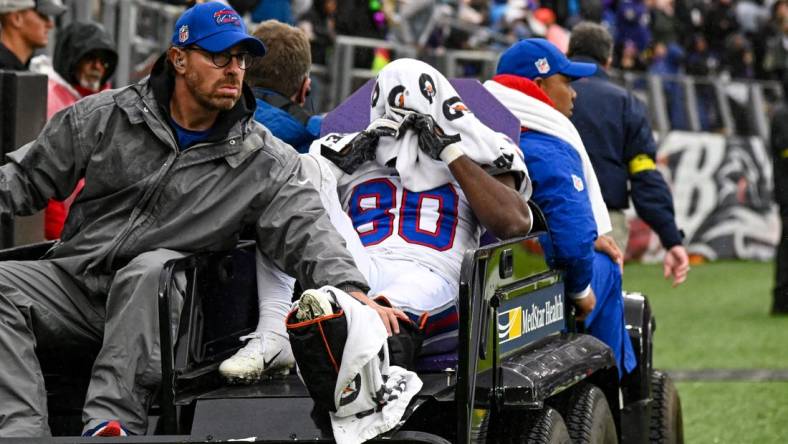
(81, 52, 112, 70)
(183, 47, 256, 70)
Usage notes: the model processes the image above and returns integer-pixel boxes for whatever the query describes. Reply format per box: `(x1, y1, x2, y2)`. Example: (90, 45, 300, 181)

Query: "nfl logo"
(178, 25, 189, 43)
(571, 174, 585, 192)
(535, 58, 550, 74)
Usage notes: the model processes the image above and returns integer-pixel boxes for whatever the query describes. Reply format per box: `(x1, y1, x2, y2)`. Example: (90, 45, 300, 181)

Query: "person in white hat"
(0, 0, 65, 70)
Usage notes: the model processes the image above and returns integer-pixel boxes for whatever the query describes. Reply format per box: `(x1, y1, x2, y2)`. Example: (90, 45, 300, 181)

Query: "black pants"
(774, 214, 788, 313)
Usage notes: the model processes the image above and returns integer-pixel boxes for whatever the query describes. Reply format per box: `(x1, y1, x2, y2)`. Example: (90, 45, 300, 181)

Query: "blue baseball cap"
(497, 38, 596, 80)
(171, 2, 266, 56)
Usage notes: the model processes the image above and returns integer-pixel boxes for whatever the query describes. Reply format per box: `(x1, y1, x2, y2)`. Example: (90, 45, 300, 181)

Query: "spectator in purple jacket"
(615, 0, 651, 53)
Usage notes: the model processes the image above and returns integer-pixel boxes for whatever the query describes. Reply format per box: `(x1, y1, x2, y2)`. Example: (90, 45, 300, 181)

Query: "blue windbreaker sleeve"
(521, 134, 597, 298)
(623, 96, 683, 248)
(254, 98, 319, 154)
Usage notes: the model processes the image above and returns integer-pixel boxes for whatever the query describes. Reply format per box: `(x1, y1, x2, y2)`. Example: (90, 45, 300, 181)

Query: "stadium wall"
(627, 131, 780, 262)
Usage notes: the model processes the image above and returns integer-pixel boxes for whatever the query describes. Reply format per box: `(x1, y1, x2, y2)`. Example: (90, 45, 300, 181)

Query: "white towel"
(315, 287, 423, 444)
(483, 79, 612, 235)
(314, 58, 530, 196)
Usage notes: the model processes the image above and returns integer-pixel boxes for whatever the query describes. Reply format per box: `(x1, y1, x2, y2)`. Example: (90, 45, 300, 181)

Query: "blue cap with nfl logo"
(497, 38, 596, 80)
(172, 1, 266, 56)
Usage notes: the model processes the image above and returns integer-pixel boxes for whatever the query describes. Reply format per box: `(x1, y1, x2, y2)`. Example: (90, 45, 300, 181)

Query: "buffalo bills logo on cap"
(178, 25, 189, 43)
(535, 58, 550, 74)
(388, 85, 407, 109)
(418, 73, 436, 104)
(214, 9, 241, 26)
(442, 96, 469, 121)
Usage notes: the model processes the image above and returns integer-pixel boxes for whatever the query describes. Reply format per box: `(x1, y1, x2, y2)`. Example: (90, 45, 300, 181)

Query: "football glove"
(398, 113, 462, 161)
(320, 125, 396, 174)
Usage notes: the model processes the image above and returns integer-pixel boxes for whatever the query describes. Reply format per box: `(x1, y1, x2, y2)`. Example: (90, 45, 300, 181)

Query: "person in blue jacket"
(246, 20, 322, 153)
(487, 38, 636, 377)
(568, 22, 690, 287)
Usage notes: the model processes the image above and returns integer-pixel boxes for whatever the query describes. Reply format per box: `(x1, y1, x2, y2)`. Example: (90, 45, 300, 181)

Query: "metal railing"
(327, 35, 418, 108)
(610, 71, 783, 141)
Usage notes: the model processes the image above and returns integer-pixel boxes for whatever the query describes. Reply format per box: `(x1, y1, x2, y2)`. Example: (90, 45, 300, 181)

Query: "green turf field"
(624, 261, 788, 443)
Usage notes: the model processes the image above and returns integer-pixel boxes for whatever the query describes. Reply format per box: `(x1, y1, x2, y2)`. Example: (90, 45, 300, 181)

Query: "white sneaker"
(218, 332, 295, 384)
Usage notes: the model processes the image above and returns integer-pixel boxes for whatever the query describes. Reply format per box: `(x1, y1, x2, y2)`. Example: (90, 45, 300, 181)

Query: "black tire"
(498, 407, 572, 444)
(564, 384, 618, 444)
(650, 370, 684, 444)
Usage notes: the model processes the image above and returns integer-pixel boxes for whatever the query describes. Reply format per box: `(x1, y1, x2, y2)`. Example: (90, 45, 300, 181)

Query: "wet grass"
(624, 261, 788, 443)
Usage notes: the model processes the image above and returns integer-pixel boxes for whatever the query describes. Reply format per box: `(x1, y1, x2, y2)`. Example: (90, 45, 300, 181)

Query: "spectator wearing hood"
(32, 21, 118, 119)
(29, 21, 118, 240)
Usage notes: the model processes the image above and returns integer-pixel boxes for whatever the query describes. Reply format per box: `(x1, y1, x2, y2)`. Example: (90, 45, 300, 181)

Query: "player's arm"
(447, 155, 532, 239)
(399, 113, 531, 238)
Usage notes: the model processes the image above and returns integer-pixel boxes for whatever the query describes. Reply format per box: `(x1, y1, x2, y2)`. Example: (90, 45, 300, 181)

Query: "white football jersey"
(337, 163, 481, 284)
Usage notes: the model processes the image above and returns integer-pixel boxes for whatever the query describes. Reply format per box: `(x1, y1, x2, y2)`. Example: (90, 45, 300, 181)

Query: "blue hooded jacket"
(522, 131, 597, 298)
(253, 88, 322, 153)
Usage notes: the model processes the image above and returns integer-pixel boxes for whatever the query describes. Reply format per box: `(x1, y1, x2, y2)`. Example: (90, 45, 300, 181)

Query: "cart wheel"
(564, 384, 618, 444)
(499, 407, 571, 444)
(650, 370, 684, 444)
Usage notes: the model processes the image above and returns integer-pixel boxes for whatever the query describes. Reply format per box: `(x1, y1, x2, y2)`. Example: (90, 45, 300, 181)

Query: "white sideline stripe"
(665, 369, 788, 382)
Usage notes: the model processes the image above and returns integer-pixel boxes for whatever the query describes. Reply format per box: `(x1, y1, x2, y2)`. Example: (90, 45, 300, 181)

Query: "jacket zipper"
(101, 136, 241, 271)
(102, 150, 179, 271)
(100, 106, 248, 271)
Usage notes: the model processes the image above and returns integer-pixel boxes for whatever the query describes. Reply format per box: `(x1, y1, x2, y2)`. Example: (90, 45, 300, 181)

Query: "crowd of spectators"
(180, 0, 785, 84)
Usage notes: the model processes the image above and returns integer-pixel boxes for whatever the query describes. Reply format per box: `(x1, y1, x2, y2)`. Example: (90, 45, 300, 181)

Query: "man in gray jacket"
(0, 2, 388, 437)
